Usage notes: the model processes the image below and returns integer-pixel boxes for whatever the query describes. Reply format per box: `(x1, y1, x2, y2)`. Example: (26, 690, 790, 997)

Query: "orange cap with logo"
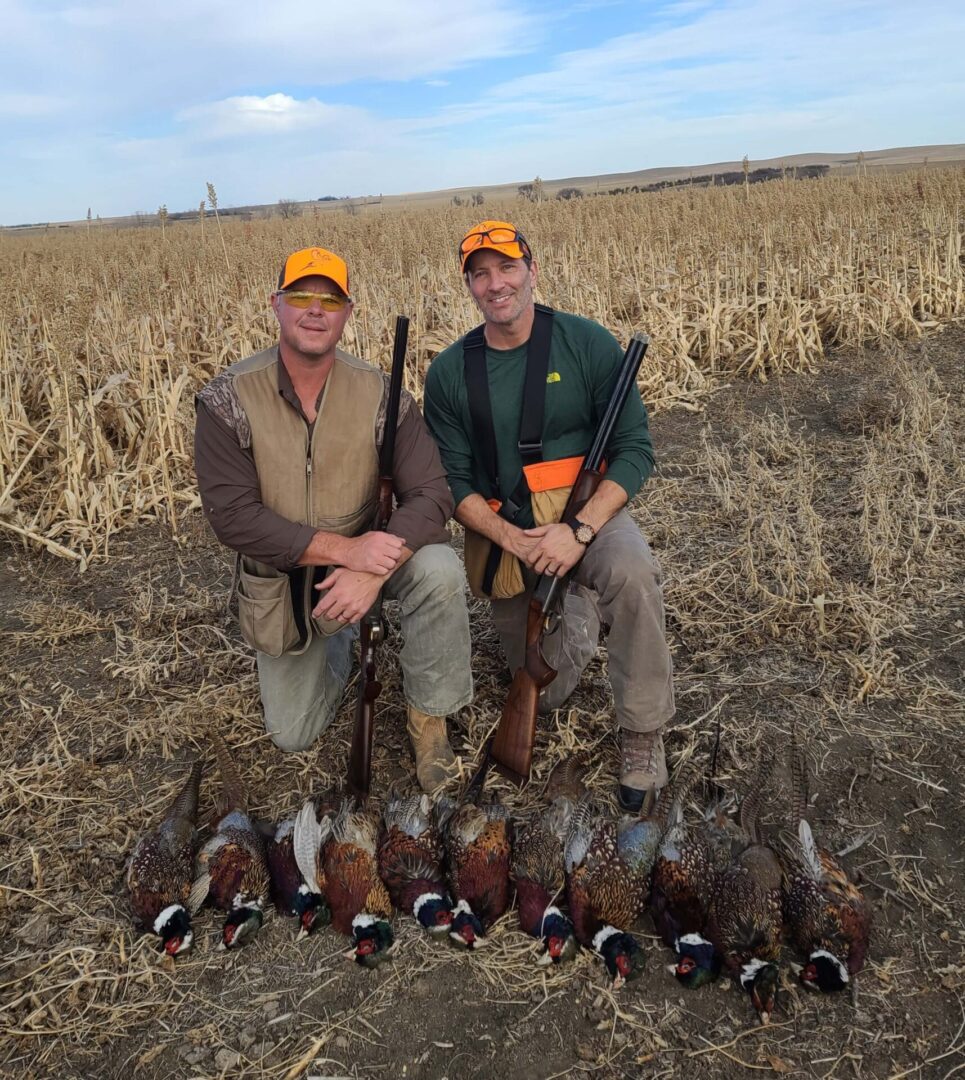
(277, 246, 351, 296)
(458, 220, 532, 272)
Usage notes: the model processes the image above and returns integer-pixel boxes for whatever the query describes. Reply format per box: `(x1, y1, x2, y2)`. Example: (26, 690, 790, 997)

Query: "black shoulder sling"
(463, 303, 555, 596)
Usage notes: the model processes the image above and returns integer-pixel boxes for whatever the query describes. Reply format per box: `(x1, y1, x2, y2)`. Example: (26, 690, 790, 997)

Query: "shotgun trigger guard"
(542, 582, 566, 637)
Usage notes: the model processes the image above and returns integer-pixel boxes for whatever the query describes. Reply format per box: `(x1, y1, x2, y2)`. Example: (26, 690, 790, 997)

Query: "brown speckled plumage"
(779, 743, 871, 985)
(193, 735, 269, 923)
(706, 842, 784, 974)
(324, 801, 392, 936)
(704, 761, 783, 1019)
(126, 759, 202, 932)
(378, 793, 449, 917)
(442, 799, 513, 928)
(564, 793, 665, 944)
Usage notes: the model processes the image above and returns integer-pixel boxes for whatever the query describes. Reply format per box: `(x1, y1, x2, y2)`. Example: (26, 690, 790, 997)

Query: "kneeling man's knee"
(407, 544, 466, 597)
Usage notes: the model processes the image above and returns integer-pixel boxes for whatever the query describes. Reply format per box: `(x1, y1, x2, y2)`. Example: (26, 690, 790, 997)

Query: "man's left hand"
(523, 523, 586, 577)
(313, 568, 384, 624)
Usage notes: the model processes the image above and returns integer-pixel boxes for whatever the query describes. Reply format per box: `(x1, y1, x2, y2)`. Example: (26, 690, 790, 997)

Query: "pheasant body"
(564, 797, 663, 987)
(440, 795, 512, 947)
(299, 799, 394, 967)
(192, 735, 269, 949)
(512, 793, 578, 964)
(126, 759, 202, 955)
(378, 793, 453, 936)
(780, 744, 872, 992)
(267, 817, 330, 936)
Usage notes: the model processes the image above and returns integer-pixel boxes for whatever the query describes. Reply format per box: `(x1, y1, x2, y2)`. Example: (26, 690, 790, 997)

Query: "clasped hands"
(508, 522, 586, 578)
(312, 530, 403, 624)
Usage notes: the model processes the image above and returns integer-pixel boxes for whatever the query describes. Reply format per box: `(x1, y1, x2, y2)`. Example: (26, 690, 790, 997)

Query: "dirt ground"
(1, 328, 963, 1079)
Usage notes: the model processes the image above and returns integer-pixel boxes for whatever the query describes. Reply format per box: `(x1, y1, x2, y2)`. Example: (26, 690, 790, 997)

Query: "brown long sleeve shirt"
(194, 357, 454, 570)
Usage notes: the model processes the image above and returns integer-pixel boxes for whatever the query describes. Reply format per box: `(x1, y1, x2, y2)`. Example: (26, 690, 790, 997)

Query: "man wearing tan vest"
(424, 222, 674, 811)
(194, 246, 471, 791)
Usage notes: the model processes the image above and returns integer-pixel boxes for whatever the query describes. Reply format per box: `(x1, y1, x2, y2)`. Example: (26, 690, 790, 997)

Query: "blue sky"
(1, 0, 962, 223)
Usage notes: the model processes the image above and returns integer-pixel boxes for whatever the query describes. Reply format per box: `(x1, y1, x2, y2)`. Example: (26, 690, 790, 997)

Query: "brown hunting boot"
(406, 707, 457, 793)
(618, 727, 668, 813)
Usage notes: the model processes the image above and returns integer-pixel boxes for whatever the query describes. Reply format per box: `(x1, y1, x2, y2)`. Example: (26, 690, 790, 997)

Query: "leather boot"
(618, 727, 668, 813)
(406, 707, 457, 793)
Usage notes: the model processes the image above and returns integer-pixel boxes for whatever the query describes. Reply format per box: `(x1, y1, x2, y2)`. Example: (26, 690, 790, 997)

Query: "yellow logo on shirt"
(546, 372, 561, 383)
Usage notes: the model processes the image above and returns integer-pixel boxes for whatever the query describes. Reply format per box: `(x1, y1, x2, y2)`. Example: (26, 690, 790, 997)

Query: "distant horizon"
(5, 142, 962, 230)
(2, 0, 963, 225)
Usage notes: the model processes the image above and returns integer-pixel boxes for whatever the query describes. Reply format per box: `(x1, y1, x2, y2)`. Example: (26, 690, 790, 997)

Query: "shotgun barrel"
(346, 315, 409, 798)
(488, 332, 650, 783)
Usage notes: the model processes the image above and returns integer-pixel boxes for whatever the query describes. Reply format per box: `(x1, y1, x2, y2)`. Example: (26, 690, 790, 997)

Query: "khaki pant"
(257, 544, 473, 752)
(489, 510, 674, 734)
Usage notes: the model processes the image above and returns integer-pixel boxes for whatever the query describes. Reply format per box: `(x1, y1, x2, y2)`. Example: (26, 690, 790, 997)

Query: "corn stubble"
(1, 169, 963, 694)
(1, 170, 964, 1078)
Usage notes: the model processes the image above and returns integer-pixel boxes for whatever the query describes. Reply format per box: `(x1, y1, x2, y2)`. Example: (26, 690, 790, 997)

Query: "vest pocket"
(237, 563, 301, 657)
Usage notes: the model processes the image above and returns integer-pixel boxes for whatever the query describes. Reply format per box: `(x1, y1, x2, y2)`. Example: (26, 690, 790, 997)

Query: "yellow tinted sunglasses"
(279, 291, 349, 311)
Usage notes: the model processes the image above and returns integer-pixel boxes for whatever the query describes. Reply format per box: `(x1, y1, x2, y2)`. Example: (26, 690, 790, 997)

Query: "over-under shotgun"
(489, 332, 651, 783)
(346, 315, 409, 798)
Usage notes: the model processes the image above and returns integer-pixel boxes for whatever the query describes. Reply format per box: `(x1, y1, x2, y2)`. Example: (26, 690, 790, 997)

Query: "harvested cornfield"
(1, 169, 963, 564)
(1, 173, 963, 1079)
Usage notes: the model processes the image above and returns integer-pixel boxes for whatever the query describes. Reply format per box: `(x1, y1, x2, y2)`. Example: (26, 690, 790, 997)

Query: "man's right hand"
(502, 526, 541, 569)
(335, 530, 405, 575)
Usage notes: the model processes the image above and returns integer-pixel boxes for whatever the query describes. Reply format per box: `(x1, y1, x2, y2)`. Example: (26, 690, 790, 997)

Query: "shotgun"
(346, 315, 409, 798)
(488, 332, 650, 784)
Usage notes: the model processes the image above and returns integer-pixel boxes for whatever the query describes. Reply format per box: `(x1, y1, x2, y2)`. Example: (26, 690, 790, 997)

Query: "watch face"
(574, 523, 595, 545)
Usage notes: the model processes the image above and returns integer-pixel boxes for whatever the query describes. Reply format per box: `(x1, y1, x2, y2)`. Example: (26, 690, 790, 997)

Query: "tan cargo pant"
(257, 544, 473, 752)
(488, 510, 674, 733)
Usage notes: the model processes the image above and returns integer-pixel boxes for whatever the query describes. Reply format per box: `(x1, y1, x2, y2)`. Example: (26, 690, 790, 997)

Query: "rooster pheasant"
(704, 760, 782, 1023)
(378, 791, 455, 938)
(191, 734, 269, 949)
(511, 756, 586, 966)
(126, 758, 203, 956)
(437, 756, 512, 949)
(779, 742, 871, 992)
(296, 798, 395, 968)
(564, 788, 667, 989)
(266, 815, 331, 938)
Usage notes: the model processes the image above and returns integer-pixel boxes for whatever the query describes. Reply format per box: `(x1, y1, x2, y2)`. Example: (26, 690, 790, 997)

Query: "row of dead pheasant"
(126, 737, 870, 1024)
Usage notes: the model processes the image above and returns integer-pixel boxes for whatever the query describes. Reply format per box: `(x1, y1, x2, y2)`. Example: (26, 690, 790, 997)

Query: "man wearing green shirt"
(424, 220, 675, 810)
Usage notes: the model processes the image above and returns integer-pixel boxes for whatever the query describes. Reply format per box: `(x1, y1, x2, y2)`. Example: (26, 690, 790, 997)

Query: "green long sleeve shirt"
(424, 310, 654, 530)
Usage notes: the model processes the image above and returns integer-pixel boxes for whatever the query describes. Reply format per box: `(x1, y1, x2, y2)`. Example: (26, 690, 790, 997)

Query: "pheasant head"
(801, 949, 850, 993)
(594, 926, 645, 990)
(536, 907, 578, 967)
(347, 914, 395, 969)
(449, 899, 487, 949)
(740, 958, 779, 1023)
(154, 904, 194, 957)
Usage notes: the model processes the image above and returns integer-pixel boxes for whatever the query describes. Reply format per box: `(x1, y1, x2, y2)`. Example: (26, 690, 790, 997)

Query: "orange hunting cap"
(277, 246, 351, 296)
(458, 220, 532, 272)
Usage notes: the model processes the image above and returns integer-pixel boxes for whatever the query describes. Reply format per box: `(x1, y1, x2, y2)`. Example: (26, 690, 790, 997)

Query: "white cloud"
(0, 0, 962, 222)
(177, 94, 366, 138)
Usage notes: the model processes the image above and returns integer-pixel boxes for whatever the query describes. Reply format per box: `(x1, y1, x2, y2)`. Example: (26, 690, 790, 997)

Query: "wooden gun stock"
(346, 615, 383, 798)
(489, 595, 558, 783)
(345, 316, 408, 798)
(487, 332, 650, 784)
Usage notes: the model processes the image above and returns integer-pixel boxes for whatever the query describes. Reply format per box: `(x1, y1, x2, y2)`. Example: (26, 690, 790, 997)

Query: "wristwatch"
(566, 518, 596, 546)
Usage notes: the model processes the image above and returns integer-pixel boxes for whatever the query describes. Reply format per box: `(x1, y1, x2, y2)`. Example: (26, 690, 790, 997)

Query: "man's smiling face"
(271, 274, 353, 362)
(465, 248, 537, 330)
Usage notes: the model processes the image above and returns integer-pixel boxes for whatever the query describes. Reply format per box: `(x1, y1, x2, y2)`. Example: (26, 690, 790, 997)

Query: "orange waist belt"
(486, 455, 605, 512)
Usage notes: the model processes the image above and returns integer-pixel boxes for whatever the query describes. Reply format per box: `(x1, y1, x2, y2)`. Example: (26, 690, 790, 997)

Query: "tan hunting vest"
(226, 345, 384, 656)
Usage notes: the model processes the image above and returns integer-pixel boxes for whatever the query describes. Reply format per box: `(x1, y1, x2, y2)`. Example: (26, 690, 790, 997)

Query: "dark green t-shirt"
(424, 310, 654, 529)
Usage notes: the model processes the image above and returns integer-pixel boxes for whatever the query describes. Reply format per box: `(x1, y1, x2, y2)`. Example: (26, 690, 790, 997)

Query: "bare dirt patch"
(1, 329, 963, 1079)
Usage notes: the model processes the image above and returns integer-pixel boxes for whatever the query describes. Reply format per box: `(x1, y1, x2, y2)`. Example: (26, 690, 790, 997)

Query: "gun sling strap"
(463, 303, 554, 596)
